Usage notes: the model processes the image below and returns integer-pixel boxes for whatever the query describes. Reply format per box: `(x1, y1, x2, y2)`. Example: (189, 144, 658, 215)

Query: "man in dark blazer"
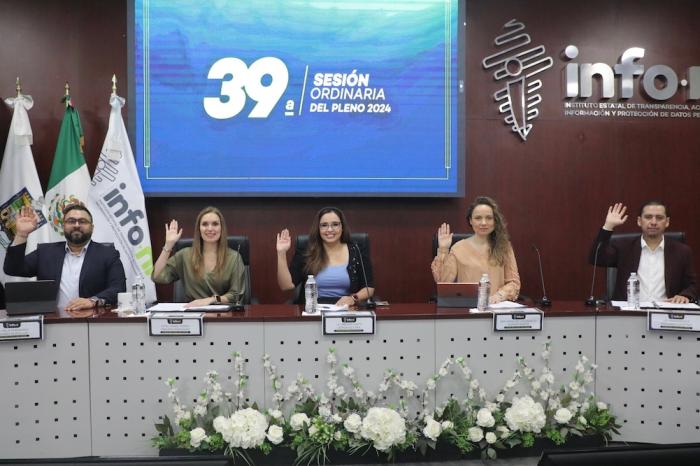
(3, 204, 126, 311)
(589, 201, 697, 303)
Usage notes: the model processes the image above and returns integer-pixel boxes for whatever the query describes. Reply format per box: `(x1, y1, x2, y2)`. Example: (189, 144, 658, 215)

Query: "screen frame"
(127, 0, 467, 198)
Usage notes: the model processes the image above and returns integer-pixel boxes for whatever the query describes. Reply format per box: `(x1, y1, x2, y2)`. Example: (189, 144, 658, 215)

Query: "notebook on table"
(5, 280, 58, 315)
(436, 282, 478, 308)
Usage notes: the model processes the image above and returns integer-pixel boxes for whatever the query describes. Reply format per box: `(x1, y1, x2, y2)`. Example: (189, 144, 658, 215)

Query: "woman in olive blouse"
(152, 207, 245, 307)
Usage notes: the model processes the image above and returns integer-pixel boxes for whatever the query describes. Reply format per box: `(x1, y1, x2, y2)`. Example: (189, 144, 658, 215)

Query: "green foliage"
(521, 432, 535, 448)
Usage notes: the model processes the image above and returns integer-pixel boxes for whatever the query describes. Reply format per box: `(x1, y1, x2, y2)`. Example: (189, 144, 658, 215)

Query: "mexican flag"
(88, 94, 156, 303)
(45, 96, 91, 241)
(0, 94, 51, 284)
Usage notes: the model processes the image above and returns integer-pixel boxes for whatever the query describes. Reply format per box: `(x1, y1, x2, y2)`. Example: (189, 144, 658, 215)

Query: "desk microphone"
(586, 241, 602, 306)
(531, 244, 551, 307)
(230, 243, 245, 312)
(354, 242, 376, 309)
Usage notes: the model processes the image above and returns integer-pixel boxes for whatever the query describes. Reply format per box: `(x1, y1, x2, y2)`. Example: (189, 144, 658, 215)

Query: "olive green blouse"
(153, 247, 245, 303)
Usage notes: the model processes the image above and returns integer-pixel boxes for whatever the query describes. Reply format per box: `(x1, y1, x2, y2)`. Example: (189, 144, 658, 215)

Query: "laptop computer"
(436, 282, 478, 308)
(5, 280, 59, 315)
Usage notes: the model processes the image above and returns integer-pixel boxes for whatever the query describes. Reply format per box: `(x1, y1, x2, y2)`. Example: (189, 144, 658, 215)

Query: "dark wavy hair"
(304, 207, 351, 275)
(191, 206, 229, 277)
(467, 196, 511, 266)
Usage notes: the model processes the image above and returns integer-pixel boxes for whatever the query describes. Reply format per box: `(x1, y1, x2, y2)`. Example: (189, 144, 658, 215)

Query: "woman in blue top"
(276, 207, 374, 306)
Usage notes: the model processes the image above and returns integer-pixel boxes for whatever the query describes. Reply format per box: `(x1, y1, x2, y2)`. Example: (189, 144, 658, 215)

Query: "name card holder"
(149, 312, 204, 337)
(323, 310, 375, 335)
(0, 315, 44, 341)
(648, 310, 700, 332)
(493, 308, 543, 332)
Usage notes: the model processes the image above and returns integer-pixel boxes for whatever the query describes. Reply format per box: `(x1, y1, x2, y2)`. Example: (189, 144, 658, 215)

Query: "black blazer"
(3, 241, 126, 305)
(590, 229, 697, 301)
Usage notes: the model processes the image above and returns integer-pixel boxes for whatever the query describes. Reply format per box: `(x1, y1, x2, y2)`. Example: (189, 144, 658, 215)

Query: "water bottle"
(477, 273, 490, 312)
(132, 275, 146, 315)
(304, 275, 317, 314)
(626, 272, 640, 310)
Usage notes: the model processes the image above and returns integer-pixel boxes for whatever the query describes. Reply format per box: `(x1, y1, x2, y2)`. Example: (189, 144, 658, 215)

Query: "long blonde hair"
(467, 196, 511, 266)
(191, 206, 229, 277)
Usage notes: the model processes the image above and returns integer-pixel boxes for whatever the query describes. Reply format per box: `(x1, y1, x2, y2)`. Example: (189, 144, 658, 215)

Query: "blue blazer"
(3, 241, 126, 305)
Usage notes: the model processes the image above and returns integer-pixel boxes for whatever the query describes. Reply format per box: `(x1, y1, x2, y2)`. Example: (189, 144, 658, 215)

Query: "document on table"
(469, 300, 526, 313)
(147, 303, 232, 312)
(609, 300, 699, 311)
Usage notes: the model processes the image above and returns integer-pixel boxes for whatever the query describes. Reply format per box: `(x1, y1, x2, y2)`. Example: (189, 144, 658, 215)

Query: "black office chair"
(605, 231, 685, 301)
(292, 233, 370, 304)
(431, 232, 473, 257)
(171, 236, 253, 304)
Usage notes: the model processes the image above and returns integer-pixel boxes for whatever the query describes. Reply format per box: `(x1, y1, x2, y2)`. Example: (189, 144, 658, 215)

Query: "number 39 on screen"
(203, 56, 289, 119)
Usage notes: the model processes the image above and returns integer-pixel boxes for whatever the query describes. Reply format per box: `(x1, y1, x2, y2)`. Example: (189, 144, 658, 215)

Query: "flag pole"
(16, 77, 21, 97)
(112, 74, 117, 96)
(64, 81, 70, 107)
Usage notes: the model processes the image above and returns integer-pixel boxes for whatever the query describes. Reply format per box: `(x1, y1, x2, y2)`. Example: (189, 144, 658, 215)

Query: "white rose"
(578, 416, 588, 425)
(290, 413, 310, 431)
(331, 414, 342, 424)
(268, 409, 283, 420)
(476, 408, 495, 428)
(596, 401, 607, 411)
(308, 425, 318, 436)
(441, 420, 454, 430)
(485, 432, 497, 444)
(190, 427, 207, 448)
(344, 413, 362, 433)
(422, 417, 442, 441)
(266, 425, 284, 445)
(554, 408, 573, 424)
(467, 426, 484, 442)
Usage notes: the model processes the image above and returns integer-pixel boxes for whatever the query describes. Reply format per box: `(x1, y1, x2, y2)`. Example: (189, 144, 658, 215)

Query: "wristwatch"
(351, 294, 360, 304)
(90, 297, 104, 308)
(214, 295, 221, 303)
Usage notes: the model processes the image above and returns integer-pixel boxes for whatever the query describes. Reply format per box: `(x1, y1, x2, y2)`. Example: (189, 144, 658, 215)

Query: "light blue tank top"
(315, 263, 351, 297)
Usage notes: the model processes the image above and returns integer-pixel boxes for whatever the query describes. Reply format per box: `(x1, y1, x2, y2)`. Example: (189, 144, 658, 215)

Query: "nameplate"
(648, 310, 700, 332)
(322, 310, 375, 335)
(149, 312, 203, 337)
(0, 315, 44, 341)
(493, 309, 543, 332)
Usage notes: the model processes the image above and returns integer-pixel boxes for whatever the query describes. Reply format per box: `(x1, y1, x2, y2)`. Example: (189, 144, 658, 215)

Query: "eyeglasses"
(64, 218, 92, 226)
(319, 222, 342, 230)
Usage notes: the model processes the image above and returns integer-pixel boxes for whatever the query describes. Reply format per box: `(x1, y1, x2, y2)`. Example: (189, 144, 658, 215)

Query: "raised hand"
(14, 206, 39, 239)
(603, 203, 628, 230)
(437, 222, 453, 250)
(276, 229, 291, 254)
(164, 220, 182, 248)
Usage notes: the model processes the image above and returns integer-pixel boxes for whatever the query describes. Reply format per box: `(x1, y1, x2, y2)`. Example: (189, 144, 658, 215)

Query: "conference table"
(1, 302, 697, 459)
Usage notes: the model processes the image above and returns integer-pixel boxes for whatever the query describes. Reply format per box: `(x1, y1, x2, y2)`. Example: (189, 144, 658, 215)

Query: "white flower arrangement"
(153, 344, 620, 464)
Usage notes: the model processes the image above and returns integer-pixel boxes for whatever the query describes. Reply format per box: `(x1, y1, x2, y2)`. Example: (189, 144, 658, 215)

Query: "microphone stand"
(354, 242, 376, 309)
(531, 245, 551, 307)
(586, 242, 603, 306)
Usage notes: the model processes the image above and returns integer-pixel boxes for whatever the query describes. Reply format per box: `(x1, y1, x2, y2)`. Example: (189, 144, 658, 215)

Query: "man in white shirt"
(590, 201, 697, 304)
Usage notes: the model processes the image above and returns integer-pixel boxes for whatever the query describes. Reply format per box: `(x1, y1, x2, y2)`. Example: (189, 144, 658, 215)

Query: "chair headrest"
(174, 236, 250, 265)
(295, 233, 369, 253)
(610, 231, 685, 244)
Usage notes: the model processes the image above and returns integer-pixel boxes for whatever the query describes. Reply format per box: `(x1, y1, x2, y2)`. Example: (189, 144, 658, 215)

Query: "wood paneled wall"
(1, 0, 698, 303)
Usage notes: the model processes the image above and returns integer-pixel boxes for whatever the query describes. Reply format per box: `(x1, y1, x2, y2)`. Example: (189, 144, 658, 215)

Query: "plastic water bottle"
(626, 272, 640, 310)
(477, 273, 490, 312)
(132, 275, 146, 315)
(304, 275, 318, 314)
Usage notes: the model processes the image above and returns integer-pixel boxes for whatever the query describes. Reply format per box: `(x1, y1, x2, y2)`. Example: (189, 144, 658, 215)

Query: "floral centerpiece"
(152, 344, 620, 464)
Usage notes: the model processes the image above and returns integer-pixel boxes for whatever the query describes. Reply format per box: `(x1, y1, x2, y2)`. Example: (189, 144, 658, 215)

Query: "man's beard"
(65, 229, 92, 245)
